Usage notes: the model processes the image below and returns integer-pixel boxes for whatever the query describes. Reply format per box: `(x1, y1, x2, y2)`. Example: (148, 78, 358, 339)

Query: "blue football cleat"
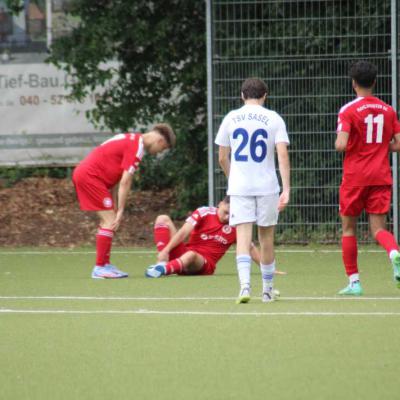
(338, 281, 363, 296)
(391, 253, 400, 288)
(145, 263, 166, 278)
(106, 264, 128, 278)
(91, 265, 126, 279)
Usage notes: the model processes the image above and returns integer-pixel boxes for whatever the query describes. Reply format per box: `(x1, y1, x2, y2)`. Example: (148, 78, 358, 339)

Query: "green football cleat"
(338, 281, 363, 296)
(236, 286, 251, 304)
(391, 253, 400, 288)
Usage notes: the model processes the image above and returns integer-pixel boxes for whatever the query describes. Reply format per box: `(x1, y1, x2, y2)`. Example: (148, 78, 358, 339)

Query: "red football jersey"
(78, 133, 144, 188)
(185, 207, 236, 265)
(337, 96, 400, 186)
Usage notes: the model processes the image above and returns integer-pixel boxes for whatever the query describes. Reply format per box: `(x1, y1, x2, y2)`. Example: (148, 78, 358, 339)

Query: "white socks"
(389, 250, 399, 261)
(237, 257, 277, 294)
(349, 273, 360, 284)
(236, 254, 251, 288)
(260, 261, 275, 292)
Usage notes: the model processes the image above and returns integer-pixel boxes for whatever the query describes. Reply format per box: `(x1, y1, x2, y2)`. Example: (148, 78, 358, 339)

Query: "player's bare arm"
(111, 170, 134, 231)
(218, 146, 231, 178)
(276, 142, 290, 211)
(335, 131, 349, 152)
(157, 222, 194, 262)
(389, 133, 400, 152)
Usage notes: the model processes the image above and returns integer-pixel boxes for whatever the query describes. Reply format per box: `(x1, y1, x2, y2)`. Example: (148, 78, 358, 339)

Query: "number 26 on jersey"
(233, 128, 268, 162)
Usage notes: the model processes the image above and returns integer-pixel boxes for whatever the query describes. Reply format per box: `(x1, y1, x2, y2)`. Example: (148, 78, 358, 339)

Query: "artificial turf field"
(0, 247, 399, 400)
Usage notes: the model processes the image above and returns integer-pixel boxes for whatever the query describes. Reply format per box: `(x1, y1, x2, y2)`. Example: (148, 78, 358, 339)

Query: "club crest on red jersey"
(103, 197, 113, 208)
(222, 225, 232, 234)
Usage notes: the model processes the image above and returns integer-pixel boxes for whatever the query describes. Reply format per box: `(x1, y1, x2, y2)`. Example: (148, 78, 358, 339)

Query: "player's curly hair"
(153, 123, 176, 148)
(241, 78, 268, 100)
(349, 61, 377, 89)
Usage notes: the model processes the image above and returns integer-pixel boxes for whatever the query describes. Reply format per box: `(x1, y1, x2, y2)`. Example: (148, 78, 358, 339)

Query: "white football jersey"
(215, 104, 289, 196)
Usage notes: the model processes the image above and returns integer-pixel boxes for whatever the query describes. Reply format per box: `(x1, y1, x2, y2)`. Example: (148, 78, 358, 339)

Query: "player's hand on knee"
(111, 210, 124, 231)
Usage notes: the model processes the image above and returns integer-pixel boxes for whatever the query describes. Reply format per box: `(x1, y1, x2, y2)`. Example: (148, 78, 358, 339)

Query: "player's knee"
(186, 251, 197, 262)
(155, 215, 172, 225)
(98, 212, 116, 229)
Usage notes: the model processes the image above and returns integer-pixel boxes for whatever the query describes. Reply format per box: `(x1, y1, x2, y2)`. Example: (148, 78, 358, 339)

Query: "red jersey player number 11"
(335, 60, 400, 296)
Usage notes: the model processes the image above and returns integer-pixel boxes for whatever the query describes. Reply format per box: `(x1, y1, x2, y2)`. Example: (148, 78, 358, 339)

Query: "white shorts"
(229, 194, 279, 227)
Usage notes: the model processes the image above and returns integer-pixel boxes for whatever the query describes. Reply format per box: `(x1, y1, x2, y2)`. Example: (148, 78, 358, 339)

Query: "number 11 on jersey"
(365, 113, 384, 144)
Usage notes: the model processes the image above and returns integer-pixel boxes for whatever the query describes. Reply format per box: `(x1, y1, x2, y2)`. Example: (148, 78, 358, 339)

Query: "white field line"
(0, 249, 385, 255)
(0, 308, 399, 316)
(0, 296, 399, 301)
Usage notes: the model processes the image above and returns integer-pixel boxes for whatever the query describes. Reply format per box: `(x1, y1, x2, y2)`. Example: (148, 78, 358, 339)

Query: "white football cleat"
(236, 286, 251, 304)
(262, 289, 279, 303)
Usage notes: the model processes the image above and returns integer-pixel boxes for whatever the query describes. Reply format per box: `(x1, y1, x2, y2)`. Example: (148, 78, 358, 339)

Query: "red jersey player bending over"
(73, 124, 176, 279)
(145, 196, 285, 281)
(336, 61, 400, 295)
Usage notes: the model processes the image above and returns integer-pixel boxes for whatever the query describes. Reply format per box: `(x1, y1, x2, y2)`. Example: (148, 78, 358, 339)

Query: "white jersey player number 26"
(233, 128, 268, 162)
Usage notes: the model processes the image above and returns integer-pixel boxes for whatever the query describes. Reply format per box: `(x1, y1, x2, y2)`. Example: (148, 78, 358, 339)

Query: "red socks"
(165, 259, 183, 275)
(96, 228, 113, 266)
(154, 223, 170, 252)
(154, 223, 182, 274)
(342, 230, 398, 277)
(375, 229, 399, 255)
(342, 236, 358, 276)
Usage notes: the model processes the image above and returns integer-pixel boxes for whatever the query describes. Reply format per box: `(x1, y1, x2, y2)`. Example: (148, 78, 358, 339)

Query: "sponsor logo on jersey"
(200, 233, 228, 245)
(222, 225, 232, 234)
(103, 197, 113, 208)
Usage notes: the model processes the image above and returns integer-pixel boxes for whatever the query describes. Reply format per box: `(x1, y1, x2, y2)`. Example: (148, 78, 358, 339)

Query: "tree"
(7, 0, 208, 214)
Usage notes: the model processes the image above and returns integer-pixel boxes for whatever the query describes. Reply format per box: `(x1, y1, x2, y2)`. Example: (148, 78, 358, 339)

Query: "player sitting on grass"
(145, 197, 284, 295)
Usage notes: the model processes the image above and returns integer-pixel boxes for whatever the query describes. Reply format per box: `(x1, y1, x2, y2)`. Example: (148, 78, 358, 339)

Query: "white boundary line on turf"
(0, 249, 386, 255)
(0, 309, 399, 316)
(0, 296, 399, 301)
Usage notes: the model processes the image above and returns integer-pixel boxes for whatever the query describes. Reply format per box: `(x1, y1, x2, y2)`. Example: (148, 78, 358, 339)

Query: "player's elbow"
(390, 142, 400, 152)
(335, 141, 346, 152)
(218, 153, 227, 166)
(119, 178, 133, 190)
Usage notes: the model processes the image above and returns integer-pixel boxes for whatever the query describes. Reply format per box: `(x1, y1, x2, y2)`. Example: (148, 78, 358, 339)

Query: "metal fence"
(207, 0, 399, 243)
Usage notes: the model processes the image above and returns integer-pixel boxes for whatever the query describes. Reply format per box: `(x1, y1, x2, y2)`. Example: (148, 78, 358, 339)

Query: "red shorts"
(339, 185, 392, 216)
(168, 243, 216, 275)
(72, 166, 114, 211)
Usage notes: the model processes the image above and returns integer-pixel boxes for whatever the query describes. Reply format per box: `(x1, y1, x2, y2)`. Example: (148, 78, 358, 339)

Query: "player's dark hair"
(241, 78, 268, 100)
(349, 61, 377, 89)
(153, 123, 176, 148)
(222, 195, 230, 204)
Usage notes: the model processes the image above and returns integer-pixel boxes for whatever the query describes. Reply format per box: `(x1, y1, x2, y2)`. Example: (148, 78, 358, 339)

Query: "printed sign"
(0, 63, 110, 166)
